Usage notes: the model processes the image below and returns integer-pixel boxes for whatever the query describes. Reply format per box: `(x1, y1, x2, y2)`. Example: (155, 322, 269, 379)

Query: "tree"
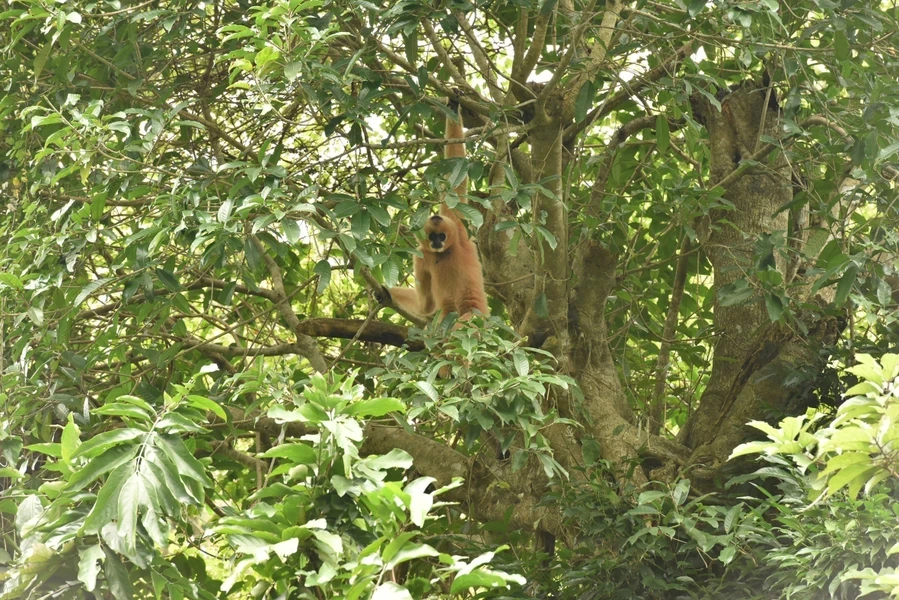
(1, 0, 898, 597)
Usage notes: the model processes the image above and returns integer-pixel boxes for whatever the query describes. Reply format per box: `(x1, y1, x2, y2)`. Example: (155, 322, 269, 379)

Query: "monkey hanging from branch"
(383, 99, 489, 323)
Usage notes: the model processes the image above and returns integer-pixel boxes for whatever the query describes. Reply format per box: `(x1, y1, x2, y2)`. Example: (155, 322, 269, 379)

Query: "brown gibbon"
(386, 102, 489, 322)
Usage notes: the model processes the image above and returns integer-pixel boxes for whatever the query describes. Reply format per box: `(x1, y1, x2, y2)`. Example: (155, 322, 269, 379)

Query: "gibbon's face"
(423, 215, 455, 253)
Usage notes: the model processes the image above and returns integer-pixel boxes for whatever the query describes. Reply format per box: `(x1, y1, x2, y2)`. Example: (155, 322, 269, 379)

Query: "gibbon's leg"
(414, 258, 437, 316)
(387, 286, 423, 316)
(388, 257, 435, 318)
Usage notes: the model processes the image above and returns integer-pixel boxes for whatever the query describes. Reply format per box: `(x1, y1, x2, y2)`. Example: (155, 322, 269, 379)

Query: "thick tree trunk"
(674, 82, 820, 486)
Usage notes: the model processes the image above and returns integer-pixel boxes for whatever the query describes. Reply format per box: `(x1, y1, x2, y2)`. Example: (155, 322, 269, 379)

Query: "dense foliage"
(2, 0, 898, 597)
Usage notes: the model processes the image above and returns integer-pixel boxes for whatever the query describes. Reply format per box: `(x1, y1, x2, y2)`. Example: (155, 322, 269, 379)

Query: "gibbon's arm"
(440, 105, 468, 226)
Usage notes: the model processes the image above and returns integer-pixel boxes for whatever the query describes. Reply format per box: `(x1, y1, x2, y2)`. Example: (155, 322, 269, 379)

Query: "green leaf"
(455, 203, 483, 229)
(637, 491, 667, 504)
(451, 569, 514, 593)
(186, 394, 227, 420)
(33, 42, 53, 81)
(218, 198, 233, 223)
(154, 434, 212, 487)
(575, 80, 596, 124)
(385, 543, 439, 570)
(878, 141, 899, 161)
(351, 211, 370, 239)
(403, 31, 418, 66)
(656, 114, 670, 153)
(672, 479, 690, 506)
(534, 293, 549, 319)
(103, 549, 134, 600)
(382, 532, 419, 564)
(27, 306, 44, 326)
(688, 0, 707, 17)
(0, 273, 24, 290)
(282, 219, 301, 244)
(61, 417, 80, 464)
(68, 445, 139, 492)
(834, 264, 857, 307)
(314, 260, 331, 294)
(512, 350, 529, 377)
(414, 381, 438, 402)
(535, 225, 557, 250)
(77, 545, 105, 592)
(259, 442, 316, 464)
(764, 293, 784, 322)
(718, 280, 754, 306)
(723, 503, 743, 533)
(371, 582, 413, 600)
(362, 449, 414, 471)
(834, 30, 849, 61)
(827, 464, 878, 499)
(93, 403, 154, 422)
(82, 476, 130, 539)
(74, 277, 112, 306)
(404, 477, 435, 527)
(155, 268, 181, 291)
(116, 472, 144, 557)
(116, 394, 155, 414)
(342, 397, 405, 418)
(71, 429, 145, 461)
(26, 442, 62, 457)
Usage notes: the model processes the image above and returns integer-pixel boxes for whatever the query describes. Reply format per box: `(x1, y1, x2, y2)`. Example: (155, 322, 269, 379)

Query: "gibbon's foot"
(374, 285, 392, 306)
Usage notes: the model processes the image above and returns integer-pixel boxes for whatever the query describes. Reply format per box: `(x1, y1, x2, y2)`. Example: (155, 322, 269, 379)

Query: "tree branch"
(250, 235, 327, 373)
(510, 12, 550, 102)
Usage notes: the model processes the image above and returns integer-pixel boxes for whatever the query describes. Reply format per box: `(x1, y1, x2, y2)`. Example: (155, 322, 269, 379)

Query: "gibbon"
(386, 103, 489, 322)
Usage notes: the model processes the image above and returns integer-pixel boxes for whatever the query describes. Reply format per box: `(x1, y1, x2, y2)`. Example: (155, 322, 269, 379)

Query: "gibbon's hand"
(447, 88, 465, 113)
(373, 285, 393, 306)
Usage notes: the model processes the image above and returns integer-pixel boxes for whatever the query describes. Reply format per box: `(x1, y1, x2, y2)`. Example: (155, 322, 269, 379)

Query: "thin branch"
(83, 0, 156, 18)
(560, 0, 625, 118)
(250, 235, 328, 372)
(75, 277, 277, 321)
(511, 12, 550, 98)
(536, 0, 600, 116)
(357, 29, 490, 118)
(421, 20, 468, 88)
(588, 114, 660, 214)
(208, 441, 267, 471)
(649, 237, 692, 435)
(565, 40, 695, 142)
(365, 124, 528, 150)
(453, 10, 504, 102)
